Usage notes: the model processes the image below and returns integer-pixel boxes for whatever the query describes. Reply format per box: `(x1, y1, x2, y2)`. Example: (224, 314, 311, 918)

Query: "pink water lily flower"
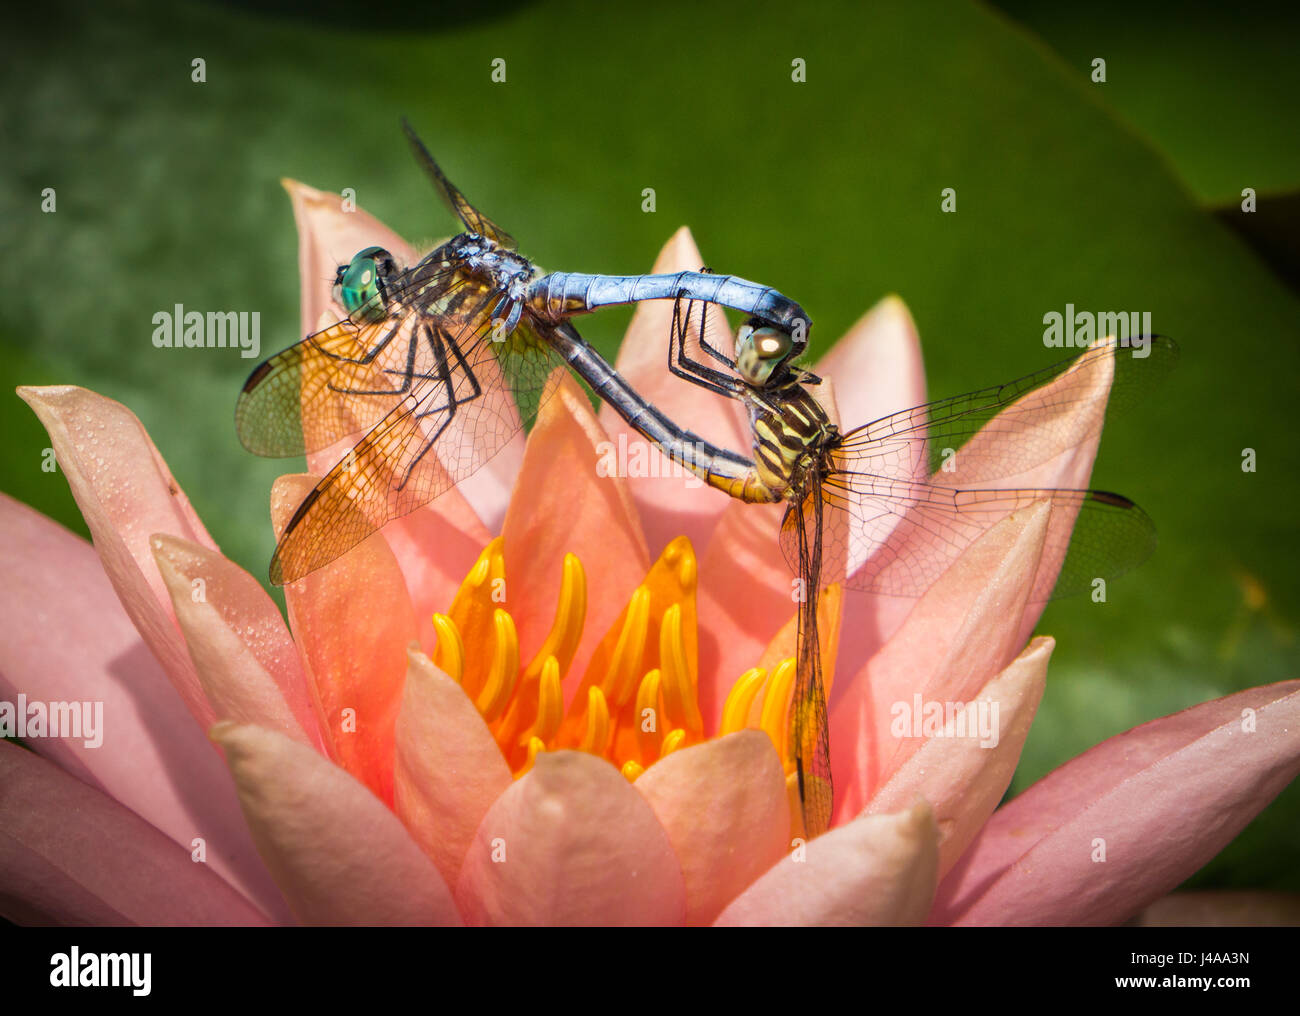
(3, 183, 1297, 927)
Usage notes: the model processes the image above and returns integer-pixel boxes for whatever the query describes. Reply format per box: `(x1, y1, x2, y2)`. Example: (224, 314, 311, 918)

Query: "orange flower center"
(431, 535, 802, 784)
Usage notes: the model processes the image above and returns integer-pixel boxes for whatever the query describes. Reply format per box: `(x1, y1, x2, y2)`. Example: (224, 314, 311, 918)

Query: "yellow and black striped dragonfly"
(660, 294, 1175, 836)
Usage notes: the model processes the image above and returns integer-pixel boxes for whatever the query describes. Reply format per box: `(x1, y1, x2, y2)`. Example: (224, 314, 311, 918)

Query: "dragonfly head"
(735, 319, 797, 387)
(334, 246, 398, 323)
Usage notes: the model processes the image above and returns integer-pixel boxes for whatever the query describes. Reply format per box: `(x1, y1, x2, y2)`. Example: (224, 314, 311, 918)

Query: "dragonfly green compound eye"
(335, 246, 393, 322)
(735, 322, 794, 386)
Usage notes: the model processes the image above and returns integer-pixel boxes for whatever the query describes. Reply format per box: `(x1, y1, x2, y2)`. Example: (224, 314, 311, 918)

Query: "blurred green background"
(3, 0, 1297, 893)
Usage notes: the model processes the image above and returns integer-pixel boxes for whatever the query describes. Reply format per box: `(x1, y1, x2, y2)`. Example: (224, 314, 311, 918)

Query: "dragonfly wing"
(794, 334, 1173, 600)
(839, 335, 1178, 484)
(268, 309, 564, 584)
(782, 485, 833, 838)
(809, 477, 1156, 602)
(236, 256, 473, 457)
(402, 120, 516, 249)
(236, 313, 421, 457)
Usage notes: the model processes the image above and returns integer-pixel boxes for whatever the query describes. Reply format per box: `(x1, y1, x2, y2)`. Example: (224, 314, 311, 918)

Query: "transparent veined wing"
(402, 119, 515, 249)
(781, 335, 1177, 600)
(784, 481, 834, 839)
(235, 255, 473, 457)
(238, 275, 565, 584)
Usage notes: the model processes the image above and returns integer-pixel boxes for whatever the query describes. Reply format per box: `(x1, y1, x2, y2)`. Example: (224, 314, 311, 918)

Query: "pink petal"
(866, 637, 1052, 877)
(454, 750, 685, 925)
(817, 295, 927, 436)
(0, 740, 271, 926)
(273, 475, 417, 805)
(501, 372, 649, 697)
(381, 491, 493, 657)
(831, 501, 1051, 820)
(150, 534, 322, 749)
(694, 499, 790, 729)
(934, 338, 1114, 644)
(714, 799, 938, 926)
(18, 386, 218, 727)
(596, 227, 753, 559)
(393, 647, 513, 888)
(0, 496, 292, 922)
(213, 723, 461, 926)
(932, 680, 1300, 926)
(635, 730, 789, 925)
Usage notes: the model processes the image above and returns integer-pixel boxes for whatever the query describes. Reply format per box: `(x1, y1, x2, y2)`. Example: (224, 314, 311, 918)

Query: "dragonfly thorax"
(437, 232, 537, 313)
(745, 381, 838, 502)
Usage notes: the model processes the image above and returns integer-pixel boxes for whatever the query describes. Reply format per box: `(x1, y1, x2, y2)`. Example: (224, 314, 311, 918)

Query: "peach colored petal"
(502, 372, 649, 696)
(695, 499, 790, 728)
(0, 495, 291, 920)
(0, 740, 271, 926)
(931, 681, 1300, 926)
(454, 750, 685, 925)
(597, 227, 753, 558)
(286, 181, 519, 532)
(714, 799, 938, 926)
(866, 636, 1052, 877)
(634, 730, 789, 926)
(817, 295, 927, 436)
(931, 338, 1113, 642)
(151, 534, 322, 750)
(272, 474, 417, 805)
(831, 501, 1050, 821)
(213, 723, 461, 926)
(18, 385, 218, 727)
(381, 490, 493, 657)
(393, 647, 513, 887)
(838, 336, 1115, 675)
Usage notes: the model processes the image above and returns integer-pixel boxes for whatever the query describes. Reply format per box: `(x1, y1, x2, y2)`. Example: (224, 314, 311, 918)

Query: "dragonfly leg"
(395, 324, 484, 490)
(321, 316, 430, 398)
(321, 317, 406, 367)
(326, 318, 420, 397)
(668, 296, 746, 399)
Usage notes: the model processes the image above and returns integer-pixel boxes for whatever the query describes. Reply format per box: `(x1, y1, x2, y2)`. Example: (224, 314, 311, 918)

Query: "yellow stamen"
(660, 728, 687, 757)
(578, 685, 610, 755)
(621, 759, 645, 782)
(516, 655, 562, 747)
(489, 553, 586, 753)
(600, 586, 650, 705)
(431, 612, 464, 684)
(447, 537, 508, 699)
(659, 603, 703, 736)
(522, 552, 587, 683)
(475, 609, 519, 724)
(760, 658, 798, 772)
(635, 668, 663, 764)
(517, 736, 546, 778)
(719, 667, 768, 736)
